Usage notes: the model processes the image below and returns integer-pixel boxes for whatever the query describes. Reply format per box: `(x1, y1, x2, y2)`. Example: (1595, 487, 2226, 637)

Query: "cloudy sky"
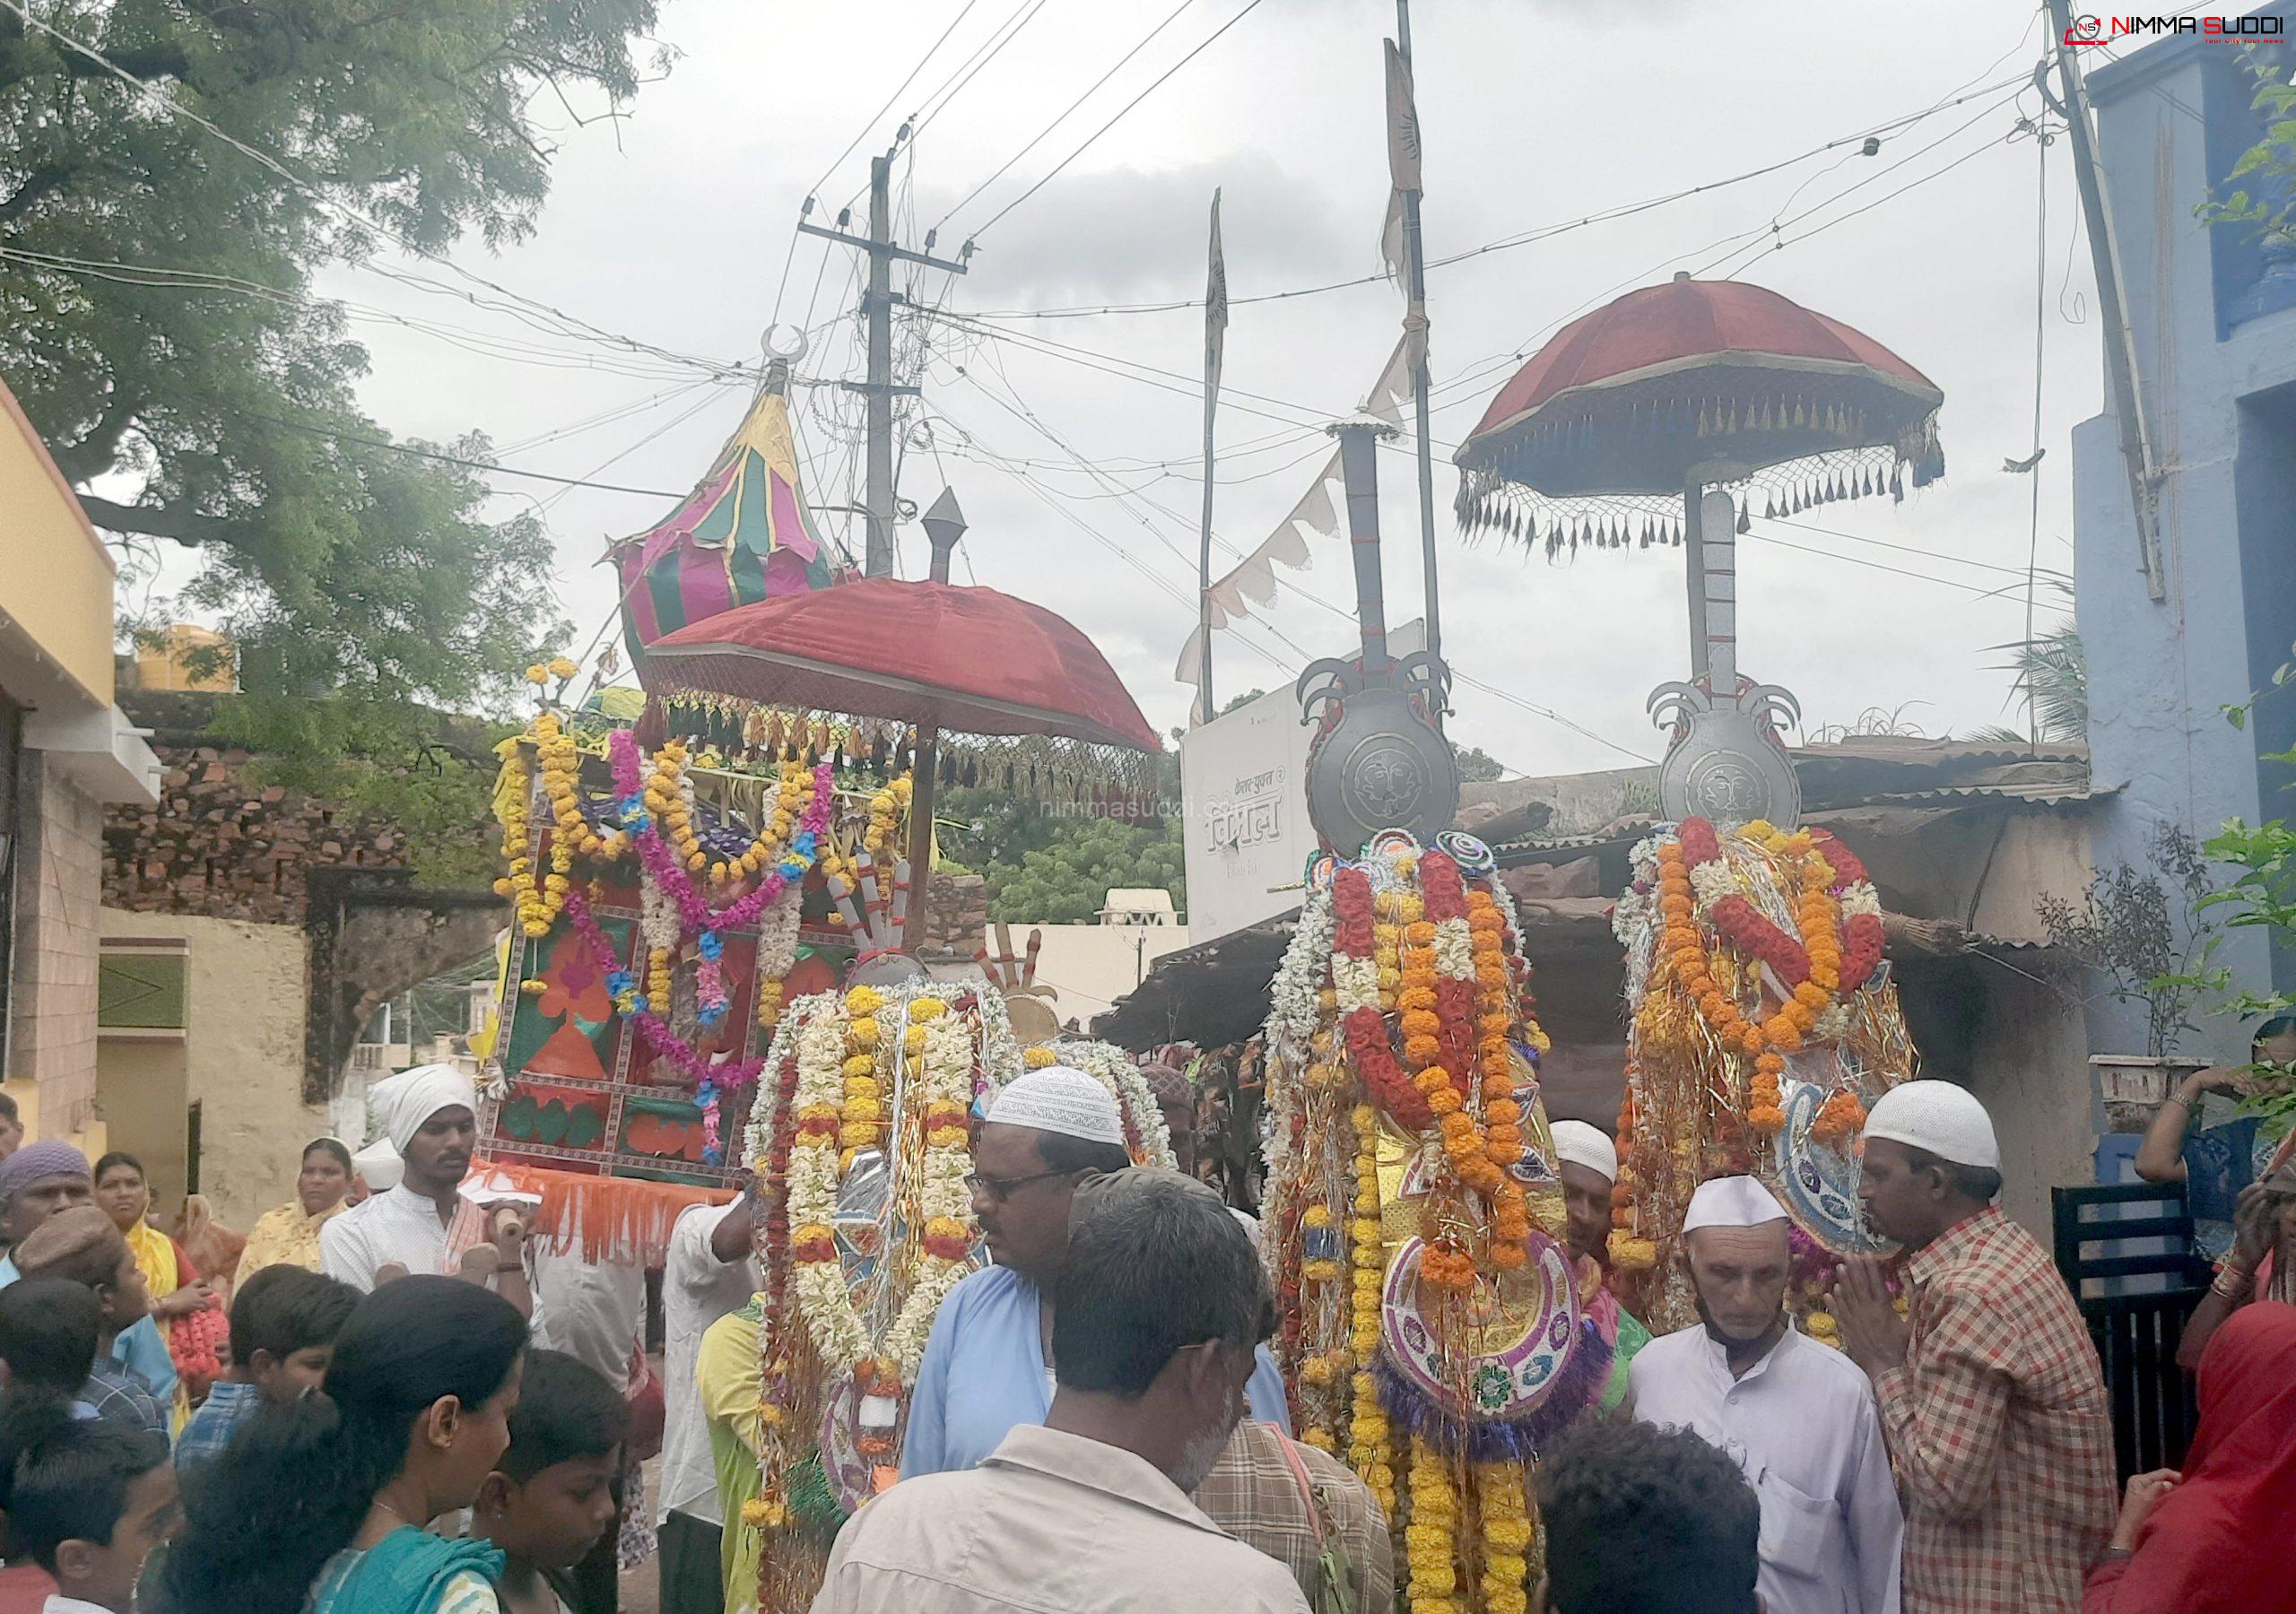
(273, 0, 2155, 775)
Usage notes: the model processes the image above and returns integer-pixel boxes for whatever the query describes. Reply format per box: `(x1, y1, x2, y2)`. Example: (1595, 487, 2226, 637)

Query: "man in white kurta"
(1630, 1176, 1902, 1614)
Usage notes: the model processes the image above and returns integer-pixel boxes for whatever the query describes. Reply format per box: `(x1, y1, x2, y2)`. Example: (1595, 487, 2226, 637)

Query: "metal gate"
(2050, 1181, 2206, 1483)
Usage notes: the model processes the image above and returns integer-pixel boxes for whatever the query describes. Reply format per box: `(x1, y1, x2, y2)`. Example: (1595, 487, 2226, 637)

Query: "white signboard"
(1181, 620, 1422, 944)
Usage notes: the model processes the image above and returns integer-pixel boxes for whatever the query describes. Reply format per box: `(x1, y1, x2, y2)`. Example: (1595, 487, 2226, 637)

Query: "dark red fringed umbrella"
(645, 577, 1158, 753)
(644, 494, 1158, 949)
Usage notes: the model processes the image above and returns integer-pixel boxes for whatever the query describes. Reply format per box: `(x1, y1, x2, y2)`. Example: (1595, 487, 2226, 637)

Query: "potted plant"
(2039, 821, 2221, 1120)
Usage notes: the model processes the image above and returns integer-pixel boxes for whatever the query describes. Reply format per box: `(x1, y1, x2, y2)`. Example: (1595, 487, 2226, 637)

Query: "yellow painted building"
(0, 377, 162, 1154)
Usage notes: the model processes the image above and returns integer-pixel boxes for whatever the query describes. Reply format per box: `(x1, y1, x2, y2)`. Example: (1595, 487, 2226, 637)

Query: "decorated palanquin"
(1261, 831, 1603, 1614)
(1606, 817, 1917, 1341)
(733, 989, 1175, 1610)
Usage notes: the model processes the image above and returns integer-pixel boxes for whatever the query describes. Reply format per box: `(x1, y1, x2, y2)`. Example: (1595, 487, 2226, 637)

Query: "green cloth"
(1598, 1306, 1654, 1416)
(698, 1298, 769, 1614)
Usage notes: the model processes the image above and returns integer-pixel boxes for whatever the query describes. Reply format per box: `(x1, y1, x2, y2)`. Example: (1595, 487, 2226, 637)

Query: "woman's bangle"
(2211, 1264, 2255, 1300)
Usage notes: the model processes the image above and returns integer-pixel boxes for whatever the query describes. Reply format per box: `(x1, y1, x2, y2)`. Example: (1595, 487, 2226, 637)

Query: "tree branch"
(51, 390, 144, 483)
(77, 493, 238, 547)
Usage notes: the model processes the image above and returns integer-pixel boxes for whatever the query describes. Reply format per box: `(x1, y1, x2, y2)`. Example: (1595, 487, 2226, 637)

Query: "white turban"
(1861, 1080, 1999, 1170)
(1682, 1175, 1789, 1233)
(986, 1066, 1126, 1147)
(1550, 1121, 1619, 1184)
(370, 1063, 479, 1154)
(351, 1135, 404, 1194)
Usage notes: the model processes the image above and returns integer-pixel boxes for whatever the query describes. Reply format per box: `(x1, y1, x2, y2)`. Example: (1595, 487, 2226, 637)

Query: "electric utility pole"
(799, 147, 970, 576)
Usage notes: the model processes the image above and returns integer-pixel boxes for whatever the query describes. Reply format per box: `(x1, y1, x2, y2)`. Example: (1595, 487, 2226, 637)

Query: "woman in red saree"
(2085, 1300, 2296, 1612)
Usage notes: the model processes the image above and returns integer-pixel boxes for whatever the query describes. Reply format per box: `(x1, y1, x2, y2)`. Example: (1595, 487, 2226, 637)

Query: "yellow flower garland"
(1477, 1461, 1533, 1614)
(1345, 1104, 1394, 1519)
(495, 723, 580, 938)
(840, 985, 886, 1159)
(865, 773, 914, 866)
(1405, 1437, 1460, 1613)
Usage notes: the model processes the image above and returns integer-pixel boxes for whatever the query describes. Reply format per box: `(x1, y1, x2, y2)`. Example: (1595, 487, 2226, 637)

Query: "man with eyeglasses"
(900, 1065, 1292, 1480)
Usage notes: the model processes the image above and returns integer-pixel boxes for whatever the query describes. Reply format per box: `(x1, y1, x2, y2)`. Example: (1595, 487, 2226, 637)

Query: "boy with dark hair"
(1535, 1419, 1763, 1614)
(11, 1210, 161, 1440)
(6, 1410, 178, 1614)
(0, 1279, 105, 1411)
(474, 1349, 630, 1614)
(174, 1265, 360, 1474)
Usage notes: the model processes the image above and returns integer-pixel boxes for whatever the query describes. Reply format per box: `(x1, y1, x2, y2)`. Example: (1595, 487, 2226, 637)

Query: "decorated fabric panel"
(485, 716, 852, 1190)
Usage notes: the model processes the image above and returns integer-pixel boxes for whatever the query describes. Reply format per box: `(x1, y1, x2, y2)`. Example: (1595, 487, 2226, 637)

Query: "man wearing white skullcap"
(1546, 1119, 1655, 1419)
(1631, 1176, 1903, 1614)
(1836, 1081, 2112, 1614)
(901, 1068, 1292, 1479)
(320, 1064, 527, 1307)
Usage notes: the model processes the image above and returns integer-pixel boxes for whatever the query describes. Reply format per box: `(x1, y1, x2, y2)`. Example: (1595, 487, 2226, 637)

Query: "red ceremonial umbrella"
(1452, 274, 1946, 829)
(1455, 273, 1944, 540)
(643, 493, 1158, 947)
(643, 577, 1159, 753)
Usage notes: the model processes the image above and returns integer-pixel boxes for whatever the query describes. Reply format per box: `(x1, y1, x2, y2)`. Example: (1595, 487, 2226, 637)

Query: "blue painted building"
(2075, 13, 2296, 1062)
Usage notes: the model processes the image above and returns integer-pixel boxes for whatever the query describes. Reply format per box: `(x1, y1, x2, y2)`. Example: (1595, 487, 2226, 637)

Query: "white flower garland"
(786, 985, 991, 1385)
(1269, 885, 1336, 1056)
(1840, 882, 1882, 920)
(758, 884, 803, 979)
(970, 976, 1027, 1098)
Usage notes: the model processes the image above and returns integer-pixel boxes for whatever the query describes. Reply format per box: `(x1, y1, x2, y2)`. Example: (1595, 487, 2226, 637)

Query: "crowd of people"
(0, 1052, 2281, 1614)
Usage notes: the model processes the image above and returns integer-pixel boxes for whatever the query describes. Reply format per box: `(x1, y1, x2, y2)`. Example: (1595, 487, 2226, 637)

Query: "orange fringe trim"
(470, 1158, 739, 1265)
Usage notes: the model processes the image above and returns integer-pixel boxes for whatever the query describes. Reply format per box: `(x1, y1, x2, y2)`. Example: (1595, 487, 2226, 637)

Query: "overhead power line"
(968, 0, 1272, 241)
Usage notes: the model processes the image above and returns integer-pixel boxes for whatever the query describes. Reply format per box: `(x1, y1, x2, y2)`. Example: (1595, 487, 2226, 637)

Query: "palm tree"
(1969, 620, 2086, 746)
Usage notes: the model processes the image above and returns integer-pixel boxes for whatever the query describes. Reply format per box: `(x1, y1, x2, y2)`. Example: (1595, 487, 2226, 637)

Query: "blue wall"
(2074, 22, 2296, 1058)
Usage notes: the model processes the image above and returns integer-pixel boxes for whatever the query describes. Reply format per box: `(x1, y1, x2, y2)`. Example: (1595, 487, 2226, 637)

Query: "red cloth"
(2083, 1301, 2296, 1613)
(0, 1561, 57, 1613)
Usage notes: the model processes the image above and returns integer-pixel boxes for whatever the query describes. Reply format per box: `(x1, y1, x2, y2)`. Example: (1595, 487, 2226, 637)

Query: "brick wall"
(103, 742, 438, 924)
(9, 752, 104, 1131)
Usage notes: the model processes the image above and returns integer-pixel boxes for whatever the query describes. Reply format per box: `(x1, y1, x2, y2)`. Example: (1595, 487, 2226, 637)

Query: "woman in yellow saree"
(95, 1150, 214, 1428)
(234, 1138, 356, 1287)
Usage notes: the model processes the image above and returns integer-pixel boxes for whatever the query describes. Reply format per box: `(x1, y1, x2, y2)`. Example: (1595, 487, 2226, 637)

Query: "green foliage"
(2038, 821, 2219, 1058)
(944, 754, 1187, 924)
(2198, 49, 2296, 250)
(2156, 631, 2296, 1123)
(1454, 743, 1505, 783)
(1971, 619, 2086, 745)
(0, 0, 663, 707)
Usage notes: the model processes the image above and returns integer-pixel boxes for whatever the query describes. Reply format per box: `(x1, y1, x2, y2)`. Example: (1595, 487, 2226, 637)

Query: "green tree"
(981, 812, 1187, 924)
(0, 0, 665, 706)
(1968, 621, 2086, 746)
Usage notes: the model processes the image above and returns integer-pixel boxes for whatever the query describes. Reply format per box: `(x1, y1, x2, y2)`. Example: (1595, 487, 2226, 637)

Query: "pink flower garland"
(608, 729, 836, 933)
(561, 884, 766, 1094)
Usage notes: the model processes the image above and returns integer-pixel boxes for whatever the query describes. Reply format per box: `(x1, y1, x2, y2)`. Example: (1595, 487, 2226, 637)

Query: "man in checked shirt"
(1833, 1080, 2116, 1614)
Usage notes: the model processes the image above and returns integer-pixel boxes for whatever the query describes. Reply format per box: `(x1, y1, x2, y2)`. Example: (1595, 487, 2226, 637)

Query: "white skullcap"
(1550, 1121, 1619, 1184)
(1681, 1175, 1789, 1233)
(986, 1066, 1126, 1147)
(1861, 1080, 1999, 1170)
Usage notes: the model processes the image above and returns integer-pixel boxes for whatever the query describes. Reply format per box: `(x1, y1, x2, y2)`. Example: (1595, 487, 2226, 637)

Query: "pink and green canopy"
(611, 381, 844, 676)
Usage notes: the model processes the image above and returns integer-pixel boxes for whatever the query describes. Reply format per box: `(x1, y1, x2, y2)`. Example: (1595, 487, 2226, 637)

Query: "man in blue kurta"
(902, 1066, 1289, 1479)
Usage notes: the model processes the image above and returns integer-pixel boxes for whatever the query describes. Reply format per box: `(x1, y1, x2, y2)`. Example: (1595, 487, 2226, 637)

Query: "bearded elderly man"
(1551, 1119, 1654, 1416)
(1631, 1175, 1902, 1614)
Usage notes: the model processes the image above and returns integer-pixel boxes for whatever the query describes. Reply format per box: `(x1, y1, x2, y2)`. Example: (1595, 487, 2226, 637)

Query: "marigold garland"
(1405, 1437, 1461, 1613)
(1345, 1103, 1395, 1519)
(1477, 1461, 1533, 1614)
